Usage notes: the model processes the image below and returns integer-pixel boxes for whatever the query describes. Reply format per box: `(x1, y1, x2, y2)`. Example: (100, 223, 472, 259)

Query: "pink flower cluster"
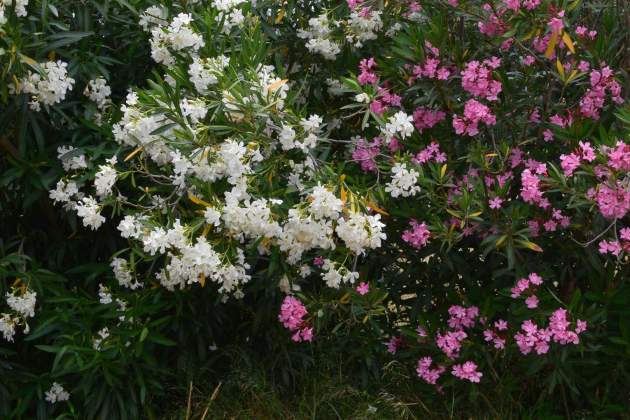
(410, 42, 451, 82)
(402, 220, 431, 249)
(351, 138, 381, 173)
(412, 142, 446, 165)
(575, 25, 597, 40)
(358, 57, 378, 85)
(478, 5, 507, 37)
(452, 99, 496, 136)
(528, 208, 571, 237)
(502, 0, 541, 12)
(588, 182, 630, 220)
(606, 141, 630, 171)
(416, 357, 446, 385)
(386, 336, 403, 354)
(599, 228, 630, 256)
(547, 10, 565, 34)
(447, 305, 479, 330)
(510, 272, 544, 309)
(451, 361, 483, 383)
(483, 319, 508, 349)
(580, 67, 623, 120)
(520, 168, 550, 209)
(370, 87, 402, 115)
(436, 329, 467, 359)
(461, 58, 502, 101)
(279, 296, 313, 342)
(560, 141, 596, 177)
(514, 309, 586, 355)
(412, 107, 446, 133)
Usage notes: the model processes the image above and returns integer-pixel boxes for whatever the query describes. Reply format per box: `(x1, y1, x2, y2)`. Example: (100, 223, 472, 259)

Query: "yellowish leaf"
(440, 164, 447, 178)
(124, 146, 143, 162)
(556, 59, 565, 80)
(545, 31, 558, 58)
(275, 8, 285, 24)
(469, 211, 483, 218)
(496, 235, 508, 248)
(562, 32, 575, 54)
(446, 208, 461, 219)
(188, 192, 212, 207)
(339, 292, 351, 304)
(199, 272, 206, 287)
(367, 200, 390, 216)
(267, 79, 288, 92)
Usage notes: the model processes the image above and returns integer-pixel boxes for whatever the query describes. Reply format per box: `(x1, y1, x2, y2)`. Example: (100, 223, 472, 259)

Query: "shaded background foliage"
(0, 0, 630, 419)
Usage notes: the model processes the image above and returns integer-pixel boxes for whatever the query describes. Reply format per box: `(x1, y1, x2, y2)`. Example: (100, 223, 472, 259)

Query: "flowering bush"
(1, 0, 630, 417)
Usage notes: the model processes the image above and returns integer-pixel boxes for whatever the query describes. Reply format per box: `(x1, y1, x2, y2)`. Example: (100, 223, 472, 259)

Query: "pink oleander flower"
(578, 60, 590, 72)
(523, 55, 536, 66)
(607, 141, 630, 171)
(417, 326, 428, 337)
(413, 107, 446, 132)
(386, 336, 403, 354)
(412, 141, 446, 164)
(279, 296, 313, 343)
(599, 239, 622, 256)
(417, 357, 446, 385)
(313, 256, 325, 266)
(452, 361, 482, 383)
(402, 220, 431, 249)
(447, 305, 479, 330)
(356, 282, 369, 295)
(351, 138, 380, 173)
(580, 67, 623, 120)
(593, 182, 630, 219)
(347, 0, 364, 11)
(560, 153, 581, 177)
(461, 58, 502, 101)
(548, 10, 565, 34)
(505, 0, 521, 12)
(523, 0, 541, 9)
(525, 295, 539, 309)
(483, 329, 506, 349)
(358, 58, 378, 85)
(520, 169, 548, 208)
(543, 129, 554, 142)
(436, 330, 467, 359)
(489, 197, 503, 209)
(453, 99, 496, 136)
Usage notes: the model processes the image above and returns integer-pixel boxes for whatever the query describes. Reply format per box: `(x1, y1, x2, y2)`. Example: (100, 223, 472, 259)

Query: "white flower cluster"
(112, 91, 173, 165)
(346, 10, 383, 47)
(278, 115, 324, 152)
(212, 0, 246, 34)
(382, 111, 415, 141)
(94, 157, 117, 198)
(321, 259, 359, 289)
(385, 163, 421, 198)
(335, 212, 386, 255)
(0, 0, 28, 25)
(93, 327, 110, 350)
(83, 77, 112, 111)
(139, 5, 168, 31)
(110, 257, 142, 290)
(14, 60, 75, 111)
(150, 13, 204, 65)
(297, 14, 341, 60)
(188, 55, 229, 93)
(44, 382, 70, 404)
(0, 287, 36, 342)
(57, 145, 87, 172)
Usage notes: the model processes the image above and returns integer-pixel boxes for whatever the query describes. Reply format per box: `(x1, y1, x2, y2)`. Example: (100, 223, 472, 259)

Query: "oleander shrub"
(1, 0, 630, 418)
